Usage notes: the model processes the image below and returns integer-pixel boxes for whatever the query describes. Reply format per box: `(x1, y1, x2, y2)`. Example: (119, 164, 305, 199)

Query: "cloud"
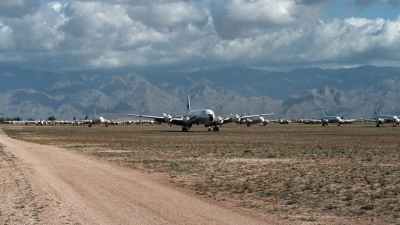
(0, 22, 14, 50)
(354, 0, 400, 7)
(295, 0, 335, 5)
(0, 0, 400, 71)
(56, 1, 213, 69)
(2, 2, 66, 52)
(210, 0, 322, 40)
(126, 2, 206, 33)
(0, 0, 40, 18)
(208, 15, 400, 70)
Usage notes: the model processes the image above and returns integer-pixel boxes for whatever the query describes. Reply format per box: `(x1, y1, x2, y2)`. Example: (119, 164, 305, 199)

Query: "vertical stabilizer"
(94, 108, 97, 118)
(187, 95, 191, 112)
(321, 110, 326, 116)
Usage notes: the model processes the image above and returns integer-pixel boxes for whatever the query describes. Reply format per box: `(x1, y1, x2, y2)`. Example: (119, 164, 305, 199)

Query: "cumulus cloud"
(3, 3, 66, 52)
(207, 15, 400, 70)
(211, 0, 322, 40)
(126, 2, 206, 33)
(0, 0, 400, 71)
(56, 1, 213, 69)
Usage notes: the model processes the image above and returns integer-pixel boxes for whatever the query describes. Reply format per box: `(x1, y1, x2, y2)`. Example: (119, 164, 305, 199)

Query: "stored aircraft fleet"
(2, 95, 400, 131)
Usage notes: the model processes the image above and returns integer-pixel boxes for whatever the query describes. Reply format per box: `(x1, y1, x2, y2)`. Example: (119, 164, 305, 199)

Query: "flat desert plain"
(1, 122, 400, 224)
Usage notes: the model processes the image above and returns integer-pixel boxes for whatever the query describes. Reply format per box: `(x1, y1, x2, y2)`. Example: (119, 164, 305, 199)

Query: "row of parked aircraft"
(3, 95, 400, 131)
(126, 95, 400, 132)
(2, 108, 112, 127)
(126, 95, 274, 132)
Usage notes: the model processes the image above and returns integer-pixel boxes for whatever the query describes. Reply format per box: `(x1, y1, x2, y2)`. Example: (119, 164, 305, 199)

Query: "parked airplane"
(239, 114, 274, 126)
(127, 95, 221, 132)
(222, 110, 274, 127)
(277, 118, 293, 124)
(298, 118, 322, 124)
(2, 120, 19, 124)
(35, 118, 48, 126)
(320, 110, 343, 126)
(367, 109, 400, 127)
(89, 108, 109, 127)
(7, 119, 48, 126)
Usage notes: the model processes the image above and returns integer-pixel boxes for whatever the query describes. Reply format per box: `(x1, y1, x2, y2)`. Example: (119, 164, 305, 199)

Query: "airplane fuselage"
(244, 116, 267, 126)
(92, 116, 105, 124)
(375, 114, 400, 127)
(321, 116, 343, 126)
(186, 109, 215, 125)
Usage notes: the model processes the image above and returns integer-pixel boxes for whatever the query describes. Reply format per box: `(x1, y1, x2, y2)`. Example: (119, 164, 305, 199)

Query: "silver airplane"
(367, 109, 400, 127)
(238, 114, 274, 126)
(320, 110, 343, 126)
(2, 120, 19, 124)
(222, 108, 274, 127)
(88, 108, 109, 127)
(127, 95, 219, 132)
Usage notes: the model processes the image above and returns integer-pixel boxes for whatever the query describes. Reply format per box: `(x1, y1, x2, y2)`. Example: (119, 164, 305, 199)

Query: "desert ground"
(1, 122, 400, 224)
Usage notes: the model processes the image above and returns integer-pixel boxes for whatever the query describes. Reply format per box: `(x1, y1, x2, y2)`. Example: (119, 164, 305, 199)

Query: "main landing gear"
(208, 126, 220, 132)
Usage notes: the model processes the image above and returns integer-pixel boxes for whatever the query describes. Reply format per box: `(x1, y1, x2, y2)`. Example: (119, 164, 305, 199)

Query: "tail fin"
(321, 110, 326, 116)
(94, 108, 97, 117)
(187, 95, 191, 112)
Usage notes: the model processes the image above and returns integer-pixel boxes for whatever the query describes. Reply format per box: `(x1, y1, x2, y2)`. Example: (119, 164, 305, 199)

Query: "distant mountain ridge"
(0, 65, 400, 120)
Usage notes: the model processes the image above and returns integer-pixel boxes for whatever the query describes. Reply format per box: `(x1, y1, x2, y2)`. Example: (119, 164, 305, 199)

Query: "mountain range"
(1, 64, 399, 121)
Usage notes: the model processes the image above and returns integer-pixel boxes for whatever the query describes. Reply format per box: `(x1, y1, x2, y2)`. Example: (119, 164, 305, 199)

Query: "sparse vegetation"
(2, 123, 400, 224)
(0, 144, 43, 224)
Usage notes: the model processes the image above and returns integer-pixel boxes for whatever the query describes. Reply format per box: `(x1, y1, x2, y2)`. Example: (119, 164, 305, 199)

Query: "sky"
(1, 0, 400, 72)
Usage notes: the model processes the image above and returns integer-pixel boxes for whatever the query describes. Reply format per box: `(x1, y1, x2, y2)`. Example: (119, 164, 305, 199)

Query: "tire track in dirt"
(0, 128, 284, 224)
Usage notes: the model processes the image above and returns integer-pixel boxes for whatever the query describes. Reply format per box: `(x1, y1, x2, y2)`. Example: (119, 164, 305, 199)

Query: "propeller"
(232, 114, 241, 123)
(183, 116, 191, 126)
(163, 113, 173, 127)
(214, 116, 224, 125)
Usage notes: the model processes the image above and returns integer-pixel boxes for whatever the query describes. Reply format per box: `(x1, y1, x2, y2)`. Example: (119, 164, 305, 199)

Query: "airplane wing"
(126, 114, 166, 123)
(220, 113, 274, 124)
(239, 113, 274, 119)
(363, 118, 378, 123)
(79, 119, 90, 124)
(222, 117, 235, 123)
(168, 117, 186, 126)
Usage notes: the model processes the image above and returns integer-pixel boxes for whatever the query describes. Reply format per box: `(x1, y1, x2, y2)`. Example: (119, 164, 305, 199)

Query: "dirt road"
(0, 128, 284, 224)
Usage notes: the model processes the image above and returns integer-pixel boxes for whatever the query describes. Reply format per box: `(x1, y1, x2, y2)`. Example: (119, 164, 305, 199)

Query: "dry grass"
(2, 123, 400, 224)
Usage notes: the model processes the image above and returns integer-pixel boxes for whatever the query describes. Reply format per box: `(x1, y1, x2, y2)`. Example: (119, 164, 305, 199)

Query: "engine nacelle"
(212, 116, 224, 125)
(183, 116, 192, 127)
